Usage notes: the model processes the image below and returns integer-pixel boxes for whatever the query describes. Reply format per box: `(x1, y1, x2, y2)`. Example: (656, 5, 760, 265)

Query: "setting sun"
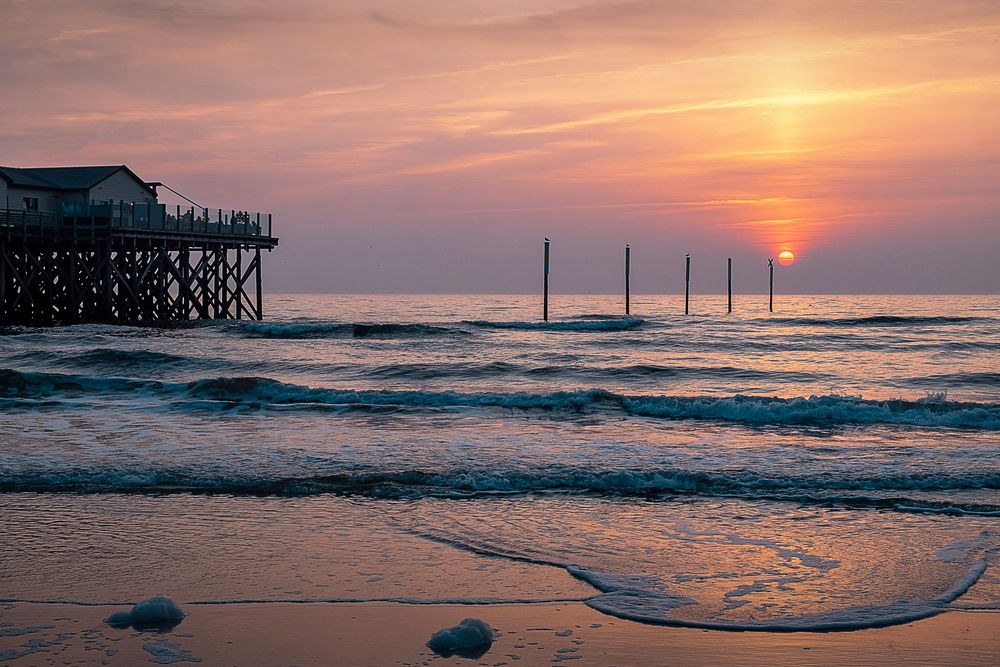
(778, 250, 796, 266)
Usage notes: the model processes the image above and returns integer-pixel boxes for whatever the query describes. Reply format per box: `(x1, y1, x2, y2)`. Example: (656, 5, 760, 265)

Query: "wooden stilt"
(727, 257, 732, 314)
(625, 244, 631, 316)
(255, 248, 263, 321)
(684, 254, 691, 315)
(235, 248, 243, 320)
(768, 258, 774, 313)
(543, 238, 550, 322)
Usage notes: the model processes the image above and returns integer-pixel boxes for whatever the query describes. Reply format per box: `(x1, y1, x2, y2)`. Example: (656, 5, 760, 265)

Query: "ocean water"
(2, 293, 999, 632)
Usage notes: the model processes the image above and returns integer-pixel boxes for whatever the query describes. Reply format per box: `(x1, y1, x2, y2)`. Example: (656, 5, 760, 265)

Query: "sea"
(2, 293, 999, 632)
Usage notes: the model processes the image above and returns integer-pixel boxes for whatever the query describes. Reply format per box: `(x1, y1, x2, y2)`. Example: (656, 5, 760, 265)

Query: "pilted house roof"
(0, 165, 156, 196)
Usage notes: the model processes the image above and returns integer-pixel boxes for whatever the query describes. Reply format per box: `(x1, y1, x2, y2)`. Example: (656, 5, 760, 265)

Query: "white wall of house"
(89, 170, 156, 203)
(4, 186, 61, 213)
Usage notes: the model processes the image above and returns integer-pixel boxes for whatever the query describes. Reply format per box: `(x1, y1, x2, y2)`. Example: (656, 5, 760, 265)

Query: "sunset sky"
(1, 0, 998, 293)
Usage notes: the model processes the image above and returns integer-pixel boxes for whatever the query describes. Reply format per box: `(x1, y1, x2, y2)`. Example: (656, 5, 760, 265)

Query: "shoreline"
(3, 601, 1000, 666)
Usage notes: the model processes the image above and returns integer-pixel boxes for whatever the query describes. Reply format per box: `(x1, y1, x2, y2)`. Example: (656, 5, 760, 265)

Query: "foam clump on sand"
(427, 618, 497, 654)
(106, 596, 187, 628)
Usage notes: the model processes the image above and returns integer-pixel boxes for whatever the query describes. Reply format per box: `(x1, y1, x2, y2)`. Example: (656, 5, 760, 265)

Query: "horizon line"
(266, 291, 999, 296)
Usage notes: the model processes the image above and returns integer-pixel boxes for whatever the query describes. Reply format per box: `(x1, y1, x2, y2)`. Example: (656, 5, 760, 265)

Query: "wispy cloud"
(494, 77, 999, 136)
(395, 149, 547, 176)
(47, 27, 116, 42)
(52, 84, 385, 124)
(450, 197, 805, 214)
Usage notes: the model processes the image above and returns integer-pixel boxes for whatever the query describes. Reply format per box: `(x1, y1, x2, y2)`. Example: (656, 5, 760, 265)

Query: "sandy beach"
(3, 601, 1000, 666)
(4, 297, 1000, 666)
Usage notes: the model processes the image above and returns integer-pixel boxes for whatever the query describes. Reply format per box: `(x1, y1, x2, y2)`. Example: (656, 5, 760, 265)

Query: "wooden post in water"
(768, 258, 774, 313)
(727, 257, 732, 314)
(624, 244, 631, 316)
(684, 253, 691, 315)
(543, 238, 550, 321)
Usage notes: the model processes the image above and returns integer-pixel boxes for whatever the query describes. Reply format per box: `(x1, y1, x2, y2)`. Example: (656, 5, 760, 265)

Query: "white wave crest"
(464, 318, 643, 331)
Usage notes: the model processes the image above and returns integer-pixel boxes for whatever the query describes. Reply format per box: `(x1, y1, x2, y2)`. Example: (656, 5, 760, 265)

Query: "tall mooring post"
(624, 244, 631, 316)
(542, 237, 550, 322)
(727, 257, 733, 314)
(684, 253, 691, 315)
(768, 258, 774, 313)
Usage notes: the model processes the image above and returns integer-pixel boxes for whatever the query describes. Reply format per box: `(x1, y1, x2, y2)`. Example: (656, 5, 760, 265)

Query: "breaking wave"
(363, 361, 829, 382)
(769, 315, 984, 327)
(910, 372, 1000, 388)
(464, 318, 644, 331)
(5, 467, 1000, 510)
(2, 368, 999, 429)
(238, 321, 467, 338)
(7, 348, 190, 369)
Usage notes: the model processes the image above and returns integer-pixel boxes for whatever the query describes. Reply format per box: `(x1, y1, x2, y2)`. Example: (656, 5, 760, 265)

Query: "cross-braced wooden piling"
(0, 203, 277, 325)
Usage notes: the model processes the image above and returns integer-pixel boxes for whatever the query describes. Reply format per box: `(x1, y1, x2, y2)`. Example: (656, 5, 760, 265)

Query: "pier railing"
(1, 200, 274, 244)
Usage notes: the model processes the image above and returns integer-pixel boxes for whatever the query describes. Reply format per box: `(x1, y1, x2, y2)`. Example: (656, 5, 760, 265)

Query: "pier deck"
(0, 202, 278, 325)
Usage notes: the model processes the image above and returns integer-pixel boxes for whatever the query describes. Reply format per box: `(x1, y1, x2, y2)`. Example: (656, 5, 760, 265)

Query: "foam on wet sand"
(105, 597, 186, 630)
(427, 617, 497, 657)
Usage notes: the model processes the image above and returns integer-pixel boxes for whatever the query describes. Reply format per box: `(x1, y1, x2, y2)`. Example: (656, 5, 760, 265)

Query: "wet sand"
(2, 601, 999, 666)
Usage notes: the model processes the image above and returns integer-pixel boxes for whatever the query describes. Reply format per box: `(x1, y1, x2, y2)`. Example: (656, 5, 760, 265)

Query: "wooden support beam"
(1, 234, 273, 326)
(0, 242, 6, 321)
(161, 249, 206, 320)
(235, 248, 243, 320)
(255, 248, 263, 320)
(108, 254, 145, 320)
(102, 243, 113, 322)
(180, 247, 191, 319)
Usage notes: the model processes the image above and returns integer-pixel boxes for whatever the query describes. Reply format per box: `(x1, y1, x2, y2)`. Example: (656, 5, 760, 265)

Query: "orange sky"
(2, 0, 998, 292)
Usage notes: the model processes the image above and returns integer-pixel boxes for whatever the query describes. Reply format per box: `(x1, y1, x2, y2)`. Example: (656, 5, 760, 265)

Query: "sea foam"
(239, 321, 465, 338)
(427, 618, 497, 656)
(583, 559, 988, 631)
(106, 596, 186, 629)
(464, 318, 643, 331)
(5, 467, 1000, 518)
(768, 315, 984, 327)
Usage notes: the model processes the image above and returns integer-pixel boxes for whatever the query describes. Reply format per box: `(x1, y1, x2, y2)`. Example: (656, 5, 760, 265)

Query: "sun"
(778, 250, 795, 266)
